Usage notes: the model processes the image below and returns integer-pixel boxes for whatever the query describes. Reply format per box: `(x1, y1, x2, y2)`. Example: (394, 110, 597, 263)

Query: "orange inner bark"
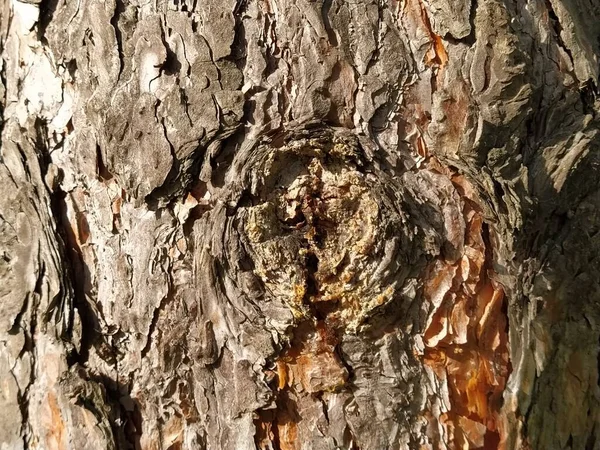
(423, 170, 510, 450)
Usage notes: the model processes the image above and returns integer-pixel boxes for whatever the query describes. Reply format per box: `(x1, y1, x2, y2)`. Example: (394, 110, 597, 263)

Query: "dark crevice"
(254, 408, 280, 450)
(490, 177, 508, 216)
(585, 420, 597, 450)
(321, 0, 338, 47)
(15, 253, 45, 450)
(481, 43, 492, 92)
(369, 87, 401, 133)
(8, 292, 31, 336)
(210, 133, 240, 189)
(34, 120, 97, 360)
(481, 221, 494, 272)
(316, 392, 330, 423)
(110, 0, 126, 80)
(16, 379, 30, 450)
(182, 181, 213, 236)
(236, 188, 257, 209)
(482, 426, 501, 450)
(566, 435, 574, 448)
(230, 1, 248, 70)
(343, 425, 361, 450)
(334, 343, 355, 384)
(301, 248, 339, 321)
(96, 144, 114, 181)
(53, 186, 101, 365)
(161, 31, 183, 77)
(233, 0, 249, 16)
(144, 113, 179, 208)
(254, 384, 300, 450)
(0, 58, 7, 137)
(15, 143, 32, 180)
(179, 88, 194, 127)
(597, 333, 600, 388)
(15, 304, 38, 450)
(38, 0, 60, 42)
(66, 59, 78, 81)
(33, 118, 52, 174)
(140, 283, 173, 358)
(261, 14, 280, 80)
(76, 371, 143, 449)
(544, 0, 578, 83)
(463, 0, 478, 46)
(580, 80, 598, 117)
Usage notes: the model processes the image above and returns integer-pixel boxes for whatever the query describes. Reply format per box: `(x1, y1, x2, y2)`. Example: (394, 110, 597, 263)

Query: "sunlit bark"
(1, 0, 599, 448)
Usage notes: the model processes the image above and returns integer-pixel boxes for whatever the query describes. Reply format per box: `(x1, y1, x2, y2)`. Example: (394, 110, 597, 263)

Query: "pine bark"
(1, 0, 599, 449)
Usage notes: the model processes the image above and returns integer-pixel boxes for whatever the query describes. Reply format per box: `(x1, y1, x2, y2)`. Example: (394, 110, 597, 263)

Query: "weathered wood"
(1, 0, 599, 448)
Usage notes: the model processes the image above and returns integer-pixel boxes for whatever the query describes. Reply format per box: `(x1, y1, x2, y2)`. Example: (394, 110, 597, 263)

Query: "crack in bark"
(544, 0, 577, 83)
(110, 0, 126, 81)
(140, 284, 173, 358)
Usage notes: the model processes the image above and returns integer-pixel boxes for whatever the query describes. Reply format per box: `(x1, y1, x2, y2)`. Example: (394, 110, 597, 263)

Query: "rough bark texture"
(1, 0, 599, 448)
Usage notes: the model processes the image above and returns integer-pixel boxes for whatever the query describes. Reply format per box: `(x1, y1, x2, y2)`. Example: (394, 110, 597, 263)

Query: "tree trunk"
(1, 0, 599, 448)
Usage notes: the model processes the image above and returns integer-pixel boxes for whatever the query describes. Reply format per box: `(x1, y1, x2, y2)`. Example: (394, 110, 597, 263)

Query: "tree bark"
(1, 0, 599, 448)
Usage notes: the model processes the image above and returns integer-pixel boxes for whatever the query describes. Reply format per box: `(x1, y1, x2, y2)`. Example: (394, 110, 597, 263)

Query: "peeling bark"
(1, 0, 600, 448)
